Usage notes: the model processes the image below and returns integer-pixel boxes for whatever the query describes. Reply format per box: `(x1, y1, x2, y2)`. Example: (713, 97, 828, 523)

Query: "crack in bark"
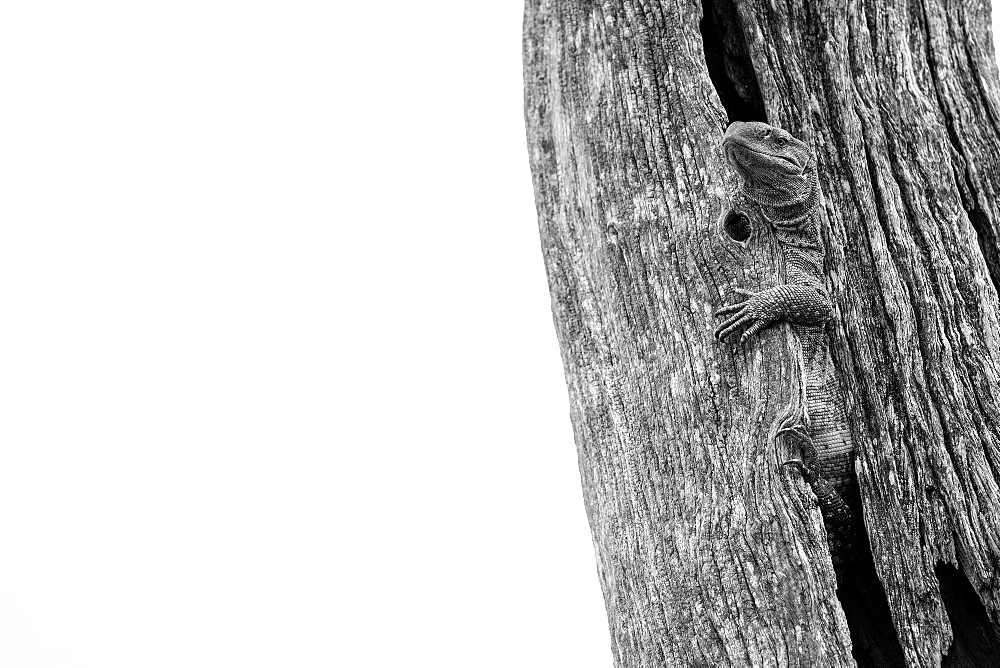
(699, 0, 767, 124)
(937, 562, 1000, 666)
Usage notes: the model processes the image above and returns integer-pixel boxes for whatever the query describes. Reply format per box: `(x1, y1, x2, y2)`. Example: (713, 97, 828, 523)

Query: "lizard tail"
(810, 475, 857, 570)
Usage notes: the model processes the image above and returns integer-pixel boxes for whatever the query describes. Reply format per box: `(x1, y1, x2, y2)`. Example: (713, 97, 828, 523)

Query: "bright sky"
(0, 2, 997, 667)
(0, 2, 606, 667)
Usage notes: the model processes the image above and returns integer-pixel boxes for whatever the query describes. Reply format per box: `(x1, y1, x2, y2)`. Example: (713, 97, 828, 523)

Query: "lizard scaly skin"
(714, 121, 858, 569)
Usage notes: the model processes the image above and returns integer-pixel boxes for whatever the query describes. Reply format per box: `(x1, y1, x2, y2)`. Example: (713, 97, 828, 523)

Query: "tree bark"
(523, 1, 1000, 666)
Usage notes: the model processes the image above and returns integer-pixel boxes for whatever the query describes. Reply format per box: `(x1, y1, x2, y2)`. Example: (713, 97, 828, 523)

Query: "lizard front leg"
(714, 284, 831, 343)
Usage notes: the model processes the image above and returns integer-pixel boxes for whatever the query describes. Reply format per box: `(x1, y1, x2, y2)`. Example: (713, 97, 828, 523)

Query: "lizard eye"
(774, 136, 789, 148)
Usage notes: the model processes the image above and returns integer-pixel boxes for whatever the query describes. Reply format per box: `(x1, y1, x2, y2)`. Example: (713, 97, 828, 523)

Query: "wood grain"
(523, 1, 1000, 665)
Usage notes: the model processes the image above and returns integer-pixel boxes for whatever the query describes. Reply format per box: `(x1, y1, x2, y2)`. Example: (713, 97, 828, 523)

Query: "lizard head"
(722, 121, 814, 205)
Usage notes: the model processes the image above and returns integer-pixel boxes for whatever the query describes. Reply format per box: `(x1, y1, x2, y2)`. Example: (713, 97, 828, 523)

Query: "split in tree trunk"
(524, 0, 1000, 665)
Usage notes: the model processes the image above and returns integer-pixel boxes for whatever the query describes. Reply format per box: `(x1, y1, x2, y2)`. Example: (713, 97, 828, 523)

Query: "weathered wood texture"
(524, 0, 1000, 666)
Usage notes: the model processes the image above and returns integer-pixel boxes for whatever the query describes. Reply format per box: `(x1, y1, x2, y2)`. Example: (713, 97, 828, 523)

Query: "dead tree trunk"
(523, 1, 1000, 665)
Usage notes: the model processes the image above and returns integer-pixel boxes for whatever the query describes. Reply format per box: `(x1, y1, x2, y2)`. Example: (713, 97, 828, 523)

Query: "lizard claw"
(780, 458, 815, 483)
(775, 412, 809, 441)
(780, 458, 806, 474)
(777, 418, 819, 472)
(713, 287, 774, 343)
(776, 422, 810, 443)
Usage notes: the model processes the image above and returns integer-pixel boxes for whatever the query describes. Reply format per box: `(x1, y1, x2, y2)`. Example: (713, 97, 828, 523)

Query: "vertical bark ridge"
(526, 0, 855, 664)
(730, 3, 952, 659)
(711, 0, 1000, 664)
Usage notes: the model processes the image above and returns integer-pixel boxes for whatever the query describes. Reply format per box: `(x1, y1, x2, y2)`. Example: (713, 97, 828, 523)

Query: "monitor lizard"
(714, 121, 858, 570)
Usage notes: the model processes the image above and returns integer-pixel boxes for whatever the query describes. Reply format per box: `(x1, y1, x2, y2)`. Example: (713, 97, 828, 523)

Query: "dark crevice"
(836, 518, 907, 666)
(966, 208, 1000, 298)
(837, 538, 1000, 666)
(699, 0, 767, 124)
(938, 562, 1000, 666)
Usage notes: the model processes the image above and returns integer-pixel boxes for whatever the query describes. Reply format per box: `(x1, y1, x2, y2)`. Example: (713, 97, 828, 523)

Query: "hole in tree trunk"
(723, 210, 751, 241)
(836, 544, 1000, 665)
(937, 562, 1000, 666)
(836, 533, 907, 668)
(699, 0, 767, 124)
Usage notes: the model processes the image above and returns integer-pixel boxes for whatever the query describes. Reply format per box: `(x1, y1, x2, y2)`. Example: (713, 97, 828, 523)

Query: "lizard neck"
(741, 162, 824, 287)
(740, 161, 820, 228)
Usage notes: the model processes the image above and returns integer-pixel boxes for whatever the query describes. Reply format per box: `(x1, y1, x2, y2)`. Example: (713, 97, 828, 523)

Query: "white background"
(0, 2, 997, 667)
